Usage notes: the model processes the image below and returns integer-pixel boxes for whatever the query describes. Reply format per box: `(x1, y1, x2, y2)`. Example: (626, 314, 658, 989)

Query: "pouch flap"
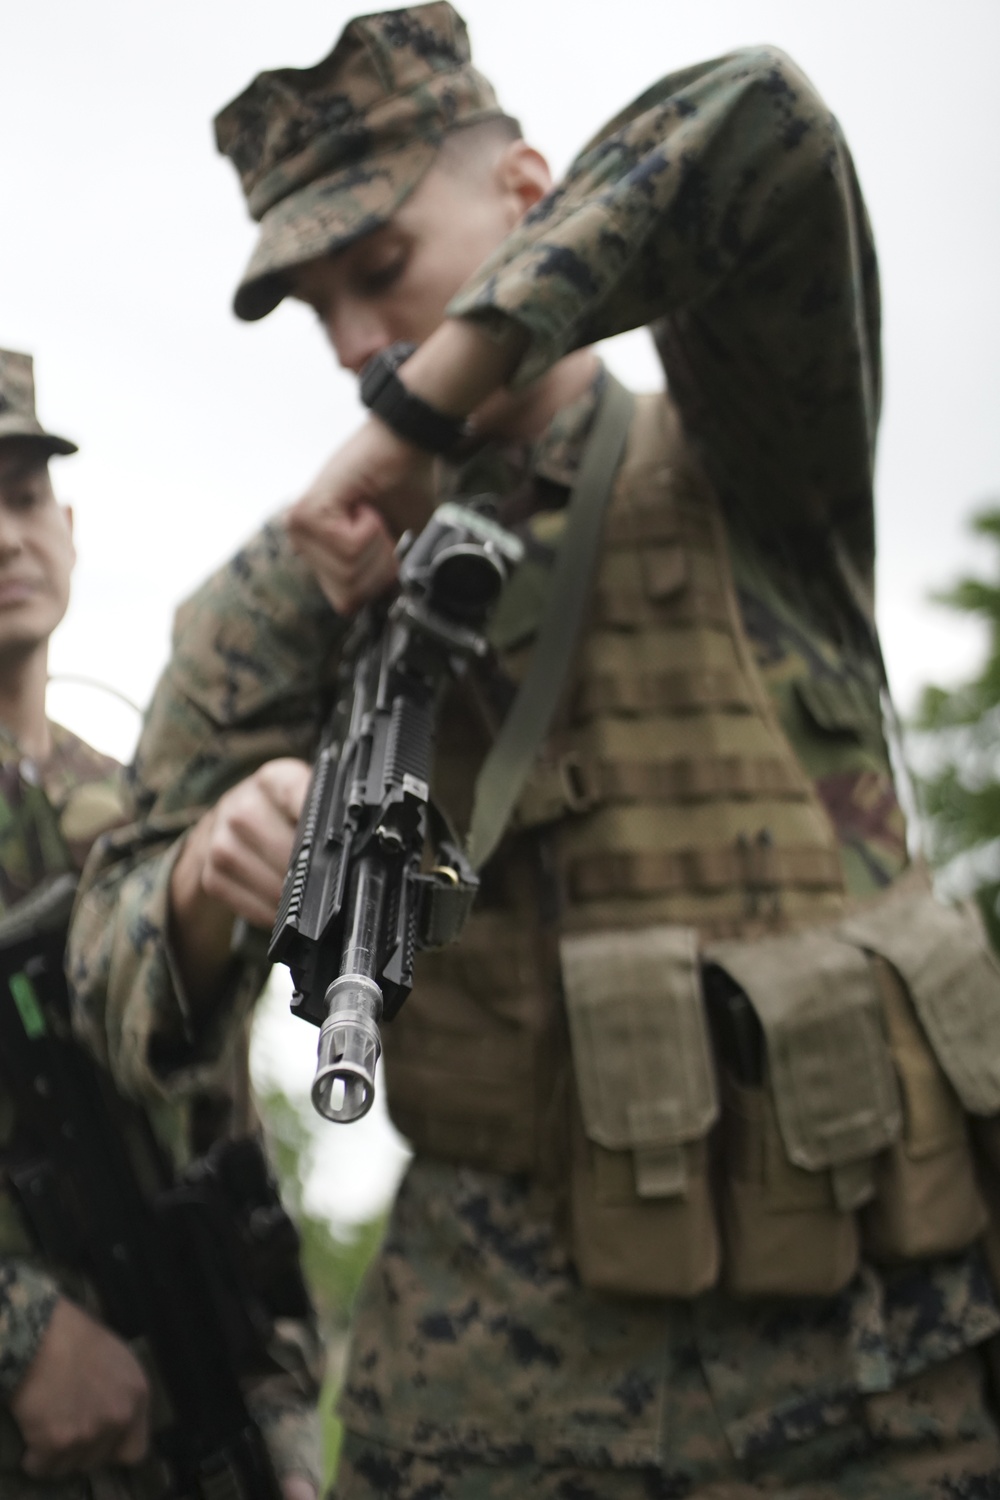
(707, 929, 901, 1172)
(840, 887, 1000, 1115)
(561, 925, 718, 1152)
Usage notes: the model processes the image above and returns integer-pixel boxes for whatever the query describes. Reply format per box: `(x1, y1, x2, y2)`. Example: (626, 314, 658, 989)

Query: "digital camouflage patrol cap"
(214, 2, 511, 322)
(0, 350, 77, 457)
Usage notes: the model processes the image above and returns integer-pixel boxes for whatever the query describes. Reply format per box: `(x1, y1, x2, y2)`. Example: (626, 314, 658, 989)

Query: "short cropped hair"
(436, 114, 523, 179)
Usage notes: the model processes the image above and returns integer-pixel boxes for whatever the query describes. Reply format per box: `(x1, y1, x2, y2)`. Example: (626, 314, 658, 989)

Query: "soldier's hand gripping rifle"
(269, 502, 523, 1124)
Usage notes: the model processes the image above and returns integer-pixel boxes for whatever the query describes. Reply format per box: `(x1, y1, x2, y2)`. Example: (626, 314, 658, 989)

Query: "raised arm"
(450, 46, 880, 579)
(289, 48, 880, 610)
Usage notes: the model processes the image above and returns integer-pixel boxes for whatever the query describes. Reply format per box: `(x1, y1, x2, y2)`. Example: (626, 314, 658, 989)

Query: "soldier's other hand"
(168, 758, 312, 1008)
(286, 417, 434, 615)
(11, 1296, 149, 1478)
(183, 758, 311, 930)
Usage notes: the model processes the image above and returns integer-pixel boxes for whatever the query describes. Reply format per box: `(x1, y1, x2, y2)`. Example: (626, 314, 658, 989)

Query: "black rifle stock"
(269, 501, 523, 1124)
(0, 876, 305, 1500)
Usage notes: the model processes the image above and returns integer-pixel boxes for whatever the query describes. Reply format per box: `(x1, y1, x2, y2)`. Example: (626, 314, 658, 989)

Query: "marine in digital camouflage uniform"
(69, 8, 1000, 1497)
(0, 352, 322, 1500)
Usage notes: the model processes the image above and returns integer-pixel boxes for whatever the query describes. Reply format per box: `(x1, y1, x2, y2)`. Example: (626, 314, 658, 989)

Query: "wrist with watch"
(359, 341, 471, 457)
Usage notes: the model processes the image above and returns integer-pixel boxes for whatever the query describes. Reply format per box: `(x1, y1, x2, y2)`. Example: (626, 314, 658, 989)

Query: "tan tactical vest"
(383, 393, 1000, 1301)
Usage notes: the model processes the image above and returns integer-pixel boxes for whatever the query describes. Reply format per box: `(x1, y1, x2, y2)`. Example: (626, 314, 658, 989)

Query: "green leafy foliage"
(915, 505, 1000, 948)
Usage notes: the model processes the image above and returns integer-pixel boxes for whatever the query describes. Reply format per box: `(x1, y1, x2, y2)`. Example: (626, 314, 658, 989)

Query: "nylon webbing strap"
(467, 374, 635, 871)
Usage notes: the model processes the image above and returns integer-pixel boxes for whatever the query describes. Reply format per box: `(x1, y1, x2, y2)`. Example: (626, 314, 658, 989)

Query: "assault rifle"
(269, 501, 523, 1124)
(0, 876, 310, 1500)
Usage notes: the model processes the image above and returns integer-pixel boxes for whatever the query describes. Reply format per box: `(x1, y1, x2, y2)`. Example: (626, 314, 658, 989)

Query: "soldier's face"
(0, 442, 75, 664)
(290, 142, 551, 374)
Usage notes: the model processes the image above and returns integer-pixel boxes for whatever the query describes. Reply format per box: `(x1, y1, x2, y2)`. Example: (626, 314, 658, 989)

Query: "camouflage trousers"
(332, 1348, 1000, 1499)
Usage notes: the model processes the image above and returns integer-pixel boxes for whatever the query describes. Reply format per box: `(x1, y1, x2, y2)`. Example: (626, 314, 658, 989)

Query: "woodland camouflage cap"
(215, 3, 511, 322)
(0, 350, 76, 456)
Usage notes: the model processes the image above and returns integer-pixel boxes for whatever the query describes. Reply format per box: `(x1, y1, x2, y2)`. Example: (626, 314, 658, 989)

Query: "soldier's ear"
(495, 141, 553, 225)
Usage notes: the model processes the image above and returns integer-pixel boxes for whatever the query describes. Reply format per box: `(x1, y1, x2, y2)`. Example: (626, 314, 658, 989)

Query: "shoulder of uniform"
(43, 721, 130, 851)
(46, 720, 122, 780)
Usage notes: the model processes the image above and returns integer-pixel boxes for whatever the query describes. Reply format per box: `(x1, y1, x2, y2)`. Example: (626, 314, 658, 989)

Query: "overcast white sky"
(3, 0, 999, 1223)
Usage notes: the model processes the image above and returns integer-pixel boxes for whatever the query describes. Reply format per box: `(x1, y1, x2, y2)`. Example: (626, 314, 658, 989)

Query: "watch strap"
(360, 341, 470, 457)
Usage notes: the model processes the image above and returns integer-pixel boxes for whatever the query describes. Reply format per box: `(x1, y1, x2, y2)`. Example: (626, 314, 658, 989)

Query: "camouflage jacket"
(2, 720, 322, 1496)
(0, 720, 124, 1403)
(69, 46, 1000, 1484)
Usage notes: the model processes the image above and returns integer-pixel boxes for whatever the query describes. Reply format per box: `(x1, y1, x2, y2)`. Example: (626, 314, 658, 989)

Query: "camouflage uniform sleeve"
(69, 519, 346, 1101)
(449, 46, 881, 588)
(0, 1260, 59, 1397)
(130, 518, 346, 821)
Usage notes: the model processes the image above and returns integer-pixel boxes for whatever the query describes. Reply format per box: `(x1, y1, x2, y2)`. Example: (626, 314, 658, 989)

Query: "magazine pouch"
(706, 928, 901, 1295)
(561, 925, 720, 1297)
(840, 887, 999, 1262)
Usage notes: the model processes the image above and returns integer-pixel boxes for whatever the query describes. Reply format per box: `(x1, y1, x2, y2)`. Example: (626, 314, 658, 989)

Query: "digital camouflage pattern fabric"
(69, 19, 1000, 1500)
(0, 350, 76, 455)
(336, 1160, 1000, 1486)
(0, 725, 121, 912)
(0, 724, 140, 1497)
(333, 1350, 1000, 1498)
(215, 1, 511, 322)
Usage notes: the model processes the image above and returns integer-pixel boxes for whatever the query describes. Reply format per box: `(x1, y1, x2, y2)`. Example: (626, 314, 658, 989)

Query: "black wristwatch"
(359, 341, 470, 457)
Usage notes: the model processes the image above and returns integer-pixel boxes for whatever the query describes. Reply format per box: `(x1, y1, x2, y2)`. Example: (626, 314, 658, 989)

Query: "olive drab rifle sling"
(467, 372, 635, 871)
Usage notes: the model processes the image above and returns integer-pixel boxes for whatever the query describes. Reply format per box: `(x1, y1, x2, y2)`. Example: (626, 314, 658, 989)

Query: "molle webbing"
(465, 374, 635, 873)
(573, 666, 752, 717)
(515, 752, 807, 831)
(587, 753, 805, 803)
(568, 843, 843, 901)
(594, 575, 730, 631)
(548, 392, 845, 935)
